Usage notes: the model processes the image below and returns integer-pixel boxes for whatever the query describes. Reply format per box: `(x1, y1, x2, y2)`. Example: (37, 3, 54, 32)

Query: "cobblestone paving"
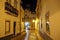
(11, 30, 43, 40)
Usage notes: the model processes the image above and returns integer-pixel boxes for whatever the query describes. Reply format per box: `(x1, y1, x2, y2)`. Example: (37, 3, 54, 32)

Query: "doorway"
(13, 22, 16, 36)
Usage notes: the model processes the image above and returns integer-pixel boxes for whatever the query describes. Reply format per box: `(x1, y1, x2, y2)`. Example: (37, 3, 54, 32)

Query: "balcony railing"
(5, 2, 18, 17)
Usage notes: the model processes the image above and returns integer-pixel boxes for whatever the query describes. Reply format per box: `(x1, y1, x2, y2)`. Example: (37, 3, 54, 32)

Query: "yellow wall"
(0, 0, 21, 37)
(20, 7, 25, 32)
(35, 18, 39, 31)
(47, 0, 60, 40)
(50, 11, 60, 40)
(39, 0, 60, 40)
(35, 0, 41, 32)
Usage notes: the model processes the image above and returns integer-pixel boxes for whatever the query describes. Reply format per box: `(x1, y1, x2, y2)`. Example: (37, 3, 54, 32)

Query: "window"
(5, 20, 10, 34)
(45, 12, 50, 34)
(5, 0, 18, 17)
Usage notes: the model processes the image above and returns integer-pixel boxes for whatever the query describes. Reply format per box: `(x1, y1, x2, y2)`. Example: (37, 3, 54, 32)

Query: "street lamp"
(32, 19, 35, 22)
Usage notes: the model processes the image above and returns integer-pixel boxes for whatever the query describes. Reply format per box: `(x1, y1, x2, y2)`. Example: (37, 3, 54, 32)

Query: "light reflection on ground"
(24, 30, 29, 40)
(24, 29, 37, 40)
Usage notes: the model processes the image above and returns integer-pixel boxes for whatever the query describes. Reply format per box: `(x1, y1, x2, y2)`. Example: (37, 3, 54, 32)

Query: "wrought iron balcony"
(5, 2, 18, 17)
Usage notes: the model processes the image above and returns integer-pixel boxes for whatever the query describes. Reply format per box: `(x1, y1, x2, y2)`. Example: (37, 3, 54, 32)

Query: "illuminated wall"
(0, 0, 21, 38)
(39, 0, 60, 40)
(20, 6, 25, 32)
(35, 0, 41, 31)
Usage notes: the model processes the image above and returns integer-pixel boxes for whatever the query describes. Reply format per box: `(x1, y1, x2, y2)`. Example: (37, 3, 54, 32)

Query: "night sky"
(21, 0, 37, 12)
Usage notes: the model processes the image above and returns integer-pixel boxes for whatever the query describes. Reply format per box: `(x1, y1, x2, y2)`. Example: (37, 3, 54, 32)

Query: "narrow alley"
(0, 0, 60, 40)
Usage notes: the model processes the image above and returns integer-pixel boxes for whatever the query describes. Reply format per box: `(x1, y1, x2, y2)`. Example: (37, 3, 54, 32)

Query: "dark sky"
(21, 0, 37, 12)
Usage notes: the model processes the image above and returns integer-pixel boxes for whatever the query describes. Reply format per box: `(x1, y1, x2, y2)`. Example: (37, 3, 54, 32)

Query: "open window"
(45, 12, 50, 34)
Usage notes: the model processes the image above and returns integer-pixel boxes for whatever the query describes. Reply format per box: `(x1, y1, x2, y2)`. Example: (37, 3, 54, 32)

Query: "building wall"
(39, 0, 60, 40)
(0, 0, 21, 38)
(35, 18, 39, 31)
(35, 0, 41, 31)
(20, 6, 25, 32)
(46, 0, 60, 40)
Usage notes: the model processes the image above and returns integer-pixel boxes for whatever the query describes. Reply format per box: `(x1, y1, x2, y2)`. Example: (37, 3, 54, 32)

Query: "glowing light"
(25, 22, 30, 27)
(32, 20, 35, 22)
